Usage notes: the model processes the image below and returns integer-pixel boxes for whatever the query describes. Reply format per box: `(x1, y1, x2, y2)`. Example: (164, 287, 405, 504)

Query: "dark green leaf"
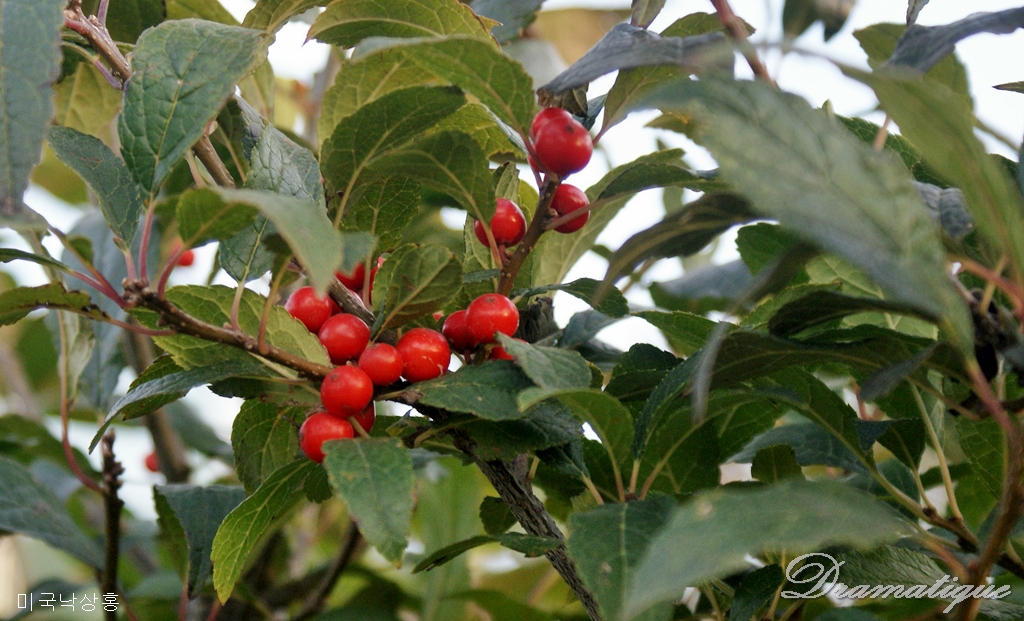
(0, 284, 109, 327)
(0, 414, 97, 481)
(0, 457, 103, 568)
(514, 278, 629, 318)
(630, 0, 666, 29)
(155, 484, 246, 596)
(176, 188, 259, 248)
(878, 418, 926, 470)
(431, 102, 528, 162)
(783, 0, 853, 40)
(606, 343, 678, 408)
(624, 480, 916, 619)
(452, 401, 583, 461)
(81, 0, 164, 43)
(46, 126, 144, 245)
(956, 417, 1003, 501)
(308, 0, 494, 48)
(736, 223, 805, 275)
(413, 361, 534, 421)
(377, 244, 462, 329)
(750, 444, 802, 483)
(470, 0, 543, 42)
(734, 423, 864, 473)
(908, 0, 929, 25)
(649, 260, 754, 315)
(633, 311, 716, 357)
(242, 0, 328, 33)
(640, 410, 721, 495)
(339, 176, 420, 256)
(837, 115, 947, 187)
(414, 533, 559, 573)
(118, 20, 269, 194)
(478, 496, 515, 535)
(231, 401, 302, 494)
(166, 0, 239, 23)
(567, 497, 676, 621)
(557, 390, 634, 479)
(323, 438, 414, 563)
(728, 565, 784, 621)
(859, 344, 939, 402)
(446, 590, 555, 621)
(118, 355, 183, 419)
(0, 0, 66, 228)
(496, 334, 591, 392)
(589, 149, 724, 205)
(768, 291, 935, 338)
(0, 248, 71, 273)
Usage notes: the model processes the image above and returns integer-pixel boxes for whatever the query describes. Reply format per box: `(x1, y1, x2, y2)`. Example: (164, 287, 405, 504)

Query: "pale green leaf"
(308, 0, 494, 48)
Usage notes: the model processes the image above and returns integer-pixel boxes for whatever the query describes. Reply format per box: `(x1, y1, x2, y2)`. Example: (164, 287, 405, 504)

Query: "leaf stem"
(498, 178, 558, 295)
(709, 0, 775, 85)
(56, 312, 104, 495)
(581, 476, 605, 506)
(910, 383, 965, 522)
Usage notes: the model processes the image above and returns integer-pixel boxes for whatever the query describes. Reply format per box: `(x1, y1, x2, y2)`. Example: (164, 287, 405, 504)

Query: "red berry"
(347, 404, 376, 435)
(177, 249, 195, 267)
(466, 294, 519, 344)
(532, 116, 592, 178)
(286, 286, 335, 333)
(551, 183, 591, 234)
(531, 107, 574, 139)
(358, 343, 403, 386)
(474, 198, 527, 247)
(318, 314, 371, 363)
(299, 412, 354, 463)
(144, 451, 160, 473)
(489, 338, 526, 361)
(336, 262, 366, 290)
(397, 328, 450, 383)
(320, 365, 374, 417)
(442, 309, 476, 352)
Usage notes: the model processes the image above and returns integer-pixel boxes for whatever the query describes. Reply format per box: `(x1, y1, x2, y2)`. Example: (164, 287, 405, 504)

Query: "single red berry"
(489, 337, 526, 361)
(397, 328, 450, 382)
(474, 198, 527, 247)
(144, 451, 160, 473)
(177, 249, 195, 267)
(299, 413, 354, 463)
(532, 116, 592, 178)
(336, 262, 368, 290)
(286, 286, 335, 333)
(551, 183, 591, 234)
(347, 403, 376, 435)
(320, 365, 374, 417)
(466, 294, 519, 344)
(318, 314, 371, 363)
(442, 309, 476, 352)
(358, 343, 403, 386)
(531, 107, 574, 139)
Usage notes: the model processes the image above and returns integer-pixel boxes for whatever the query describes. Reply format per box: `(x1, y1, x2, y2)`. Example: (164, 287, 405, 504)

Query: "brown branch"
(709, 0, 775, 86)
(100, 432, 125, 621)
(292, 522, 363, 621)
(498, 179, 558, 296)
(193, 135, 236, 188)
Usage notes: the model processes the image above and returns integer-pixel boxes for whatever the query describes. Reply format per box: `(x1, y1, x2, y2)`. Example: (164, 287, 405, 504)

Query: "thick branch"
(100, 432, 124, 621)
(498, 179, 558, 296)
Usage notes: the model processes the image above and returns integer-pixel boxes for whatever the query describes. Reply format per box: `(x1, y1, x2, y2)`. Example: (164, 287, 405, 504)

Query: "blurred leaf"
(53, 63, 122, 138)
(0, 248, 72, 274)
(751, 444, 802, 483)
(211, 460, 316, 601)
(0, 0, 66, 229)
(414, 361, 534, 421)
(884, 8, 1024, 75)
(165, 401, 234, 462)
(243, 0, 328, 33)
(649, 260, 755, 316)
(324, 438, 414, 563)
(855, 22, 968, 102)
(308, 0, 494, 48)
(378, 244, 462, 329)
(155, 484, 246, 596)
(768, 290, 934, 338)
(231, 401, 302, 494)
(81, 0, 165, 42)
(623, 479, 915, 619)
(0, 456, 104, 568)
(633, 312, 716, 358)
(0, 414, 97, 479)
(479, 496, 515, 535)
(858, 344, 939, 401)
(532, 8, 631, 66)
(165, 0, 238, 23)
(728, 565, 784, 621)
(641, 77, 972, 353)
(733, 423, 864, 473)
(0, 284, 110, 326)
(119, 20, 268, 194)
(414, 533, 559, 573)
(912, 180, 973, 241)
(783, 0, 854, 41)
(446, 590, 554, 621)
(630, 0, 666, 29)
(877, 418, 926, 470)
(907, 0, 929, 26)
(837, 115, 947, 187)
(567, 497, 675, 621)
(602, 65, 689, 137)
(470, 0, 543, 42)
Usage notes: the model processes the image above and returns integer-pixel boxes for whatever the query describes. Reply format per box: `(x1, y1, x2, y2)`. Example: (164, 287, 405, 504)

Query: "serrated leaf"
(430, 102, 527, 161)
(211, 460, 315, 601)
(118, 20, 269, 194)
(155, 485, 246, 596)
(0, 284, 109, 327)
(0, 457, 104, 568)
(496, 334, 591, 392)
(750, 444, 802, 483)
(568, 497, 675, 621)
(837, 115, 947, 187)
(231, 401, 302, 494)
(478, 496, 515, 535)
(243, 0, 327, 33)
(451, 401, 583, 461)
(641, 76, 972, 353)
(166, 0, 239, 24)
(119, 354, 182, 419)
(734, 423, 863, 473)
(47, 127, 144, 245)
(414, 361, 535, 421)
(955, 417, 1003, 502)
(323, 438, 414, 563)
(414, 533, 559, 573)
(378, 244, 462, 329)
(308, 0, 494, 48)
(768, 290, 935, 339)
(729, 565, 784, 621)
(624, 479, 916, 619)
(176, 188, 259, 248)
(340, 176, 420, 256)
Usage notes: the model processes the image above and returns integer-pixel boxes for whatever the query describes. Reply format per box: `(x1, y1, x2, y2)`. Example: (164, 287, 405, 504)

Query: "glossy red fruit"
(318, 314, 371, 363)
(336, 262, 366, 290)
(177, 249, 195, 267)
(397, 328, 450, 382)
(551, 183, 591, 234)
(531, 107, 574, 139)
(442, 309, 475, 352)
(299, 412, 354, 463)
(532, 116, 592, 178)
(348, 404, 376, 434)
(358, 343, 403, 386)
(466, 294, 519, 344)
(474, 198, 527, 247)
(286, 286, 335, 333)
(144, 452, 160, 473)
(320, 365, 374, 417)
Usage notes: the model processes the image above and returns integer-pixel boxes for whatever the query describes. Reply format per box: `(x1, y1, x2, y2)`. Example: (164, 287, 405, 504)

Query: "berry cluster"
(442, 293, 523, 361)
(286, 284, 452, 463)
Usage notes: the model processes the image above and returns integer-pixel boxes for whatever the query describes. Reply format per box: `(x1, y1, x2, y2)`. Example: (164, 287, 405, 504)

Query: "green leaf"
(413, 361, 534, 421)
(750, 444, 802, 483)
(372, 130, 496, 226)
(0, 248, 71, 273)
(767, 290, 935, 338)
(0, 415, 97, 479)
(728, 565, 784, 621)
(633, 311, 716, 357)
(783, 0, 852, 40)
(166, 0, 239, 24)
(356, 37, 535, 137)
(496, 334, 591, 392)
(0, 284, 109, 327)
(733, 423, 863, 473)
(339, 176, 420, 256)
(470, 0, 543, 42)
(211, 460, 316, 600)
(649, 260, 755, 315)
(556, 390, 634, 482)
(54, 63, 122, 140)
(414, 533, 559, 573)
(478, 496, 515, 535)
(450, 401, 583, 461)
(854, 23, 968, 97)
(877, 418, 927, 470)
(320, 85, 465, 202)
(46, 127, 144, 245)
(80, 0, 165, 43)
(0, 0, 66, 228)
(308, 0, 494, 48)
(602, 65, 689, 136)
(243, 0, 328, 33)
(836, 115, 947, 187)
(377, 244, 462, 329)
(0, 457, 104, 568)
(118, 20, 269, 194)
(446, 590, 555, 621)
(630, 0, 666, 29)
(514, 278, 629, 318)
(117, 355, 183, 419)
(323, 438, 414, 563)
(955, 417, 1003, 502)
(231, 401, 302, 494)
(155, 485, 246, 596)
(606, 344, 679, 407)
(623, 479, 916, 619)
(641, 76, 972, 353)
(567, 497, 675, 621)
(245, 123, 323, 206)
(431, 103, 527, 161)
(176, 188, 259, 248)
(590, 150, 724, 205)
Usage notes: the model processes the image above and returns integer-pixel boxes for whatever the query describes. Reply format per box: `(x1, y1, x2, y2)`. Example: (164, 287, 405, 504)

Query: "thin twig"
(709, 0, 775, 85)
(193, 135, 236, 188)
(100, 432, 125, 621)
(292, 522, 363, 621)
(498, 179, 558, 295)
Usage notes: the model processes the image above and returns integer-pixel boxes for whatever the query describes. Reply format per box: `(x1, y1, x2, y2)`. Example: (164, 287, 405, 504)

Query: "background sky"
(9, 0, 1024, 518)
